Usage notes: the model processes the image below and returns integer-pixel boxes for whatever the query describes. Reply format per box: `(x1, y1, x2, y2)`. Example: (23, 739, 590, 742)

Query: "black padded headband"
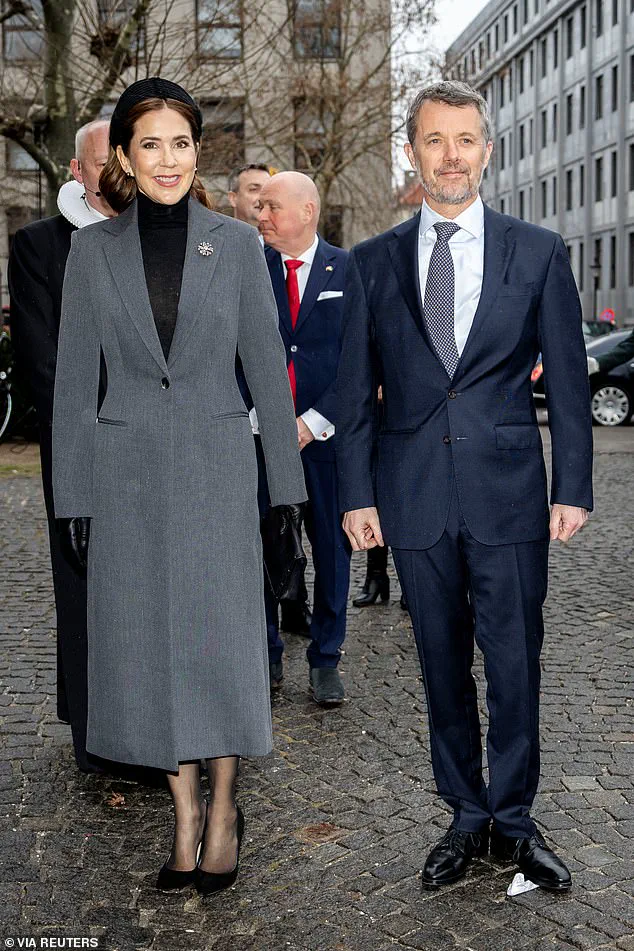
(109, 77, 203, 149)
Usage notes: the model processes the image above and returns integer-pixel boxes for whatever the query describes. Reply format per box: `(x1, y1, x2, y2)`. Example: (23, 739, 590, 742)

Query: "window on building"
(500, 197, 506, 213)
(566, 93, 573, 134)
(486, 32, 491, 58)
(294, 0, 341, 59)
(595, 155, 603, 201)
(541, 179, 548, 217)
(610, 235, 616, 288)
(596, 0, 603, 36)
(519, 55, 525, 93)
(500, 135, 506, 169)
(566, 15, 574, 58)
(6, 141, 39, 172)
(540, 37, 547, 77)
(612, 0, 618, 25)
(534, 0, 539, 12)
(495, 23, 500, 51)
(553, 28, 558, 69)
(529, 48, 534, 85)
(196, 0, 242, 59)
(566, 169, 573, 210)
(579, 240, 585, 290)
(612, 65, 618, 112)
(529, 117, 534, 153)
(567, 244, 573, 263)
(509, 131, 513, 163)
(580, 84, 586, 127)
(479, 41, 484, 69)
(611, 149, 618, 196)
(471, 49, 476, 73)
(294, 98, 338, 171)
(3, 0, 44, 61)
(595, 74, 603, 119)
(541, 109, 547, 147)
(630, 55, 634, 101)
(199, 100, 244, 173)
(629, 233, 634, 286)
(512, 4, 517, 32)
(499, 74, 505, 107)
(594, 238, 602, 288)
(523, 0, 529, 25)
(519, 189, 525, 219)
(553, 102, 558, 142)
(580, 5, 587, 47)
(580, 162, 585, 205)
(630, 143, 634, 190)
(529, 185, 533, 217)
(519, 123, 525, 159)
(509, 69, 513, 101)
(552, 175, 557, 214)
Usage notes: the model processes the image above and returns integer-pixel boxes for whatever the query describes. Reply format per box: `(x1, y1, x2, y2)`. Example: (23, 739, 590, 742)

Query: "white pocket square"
(317, 290, 343, 301)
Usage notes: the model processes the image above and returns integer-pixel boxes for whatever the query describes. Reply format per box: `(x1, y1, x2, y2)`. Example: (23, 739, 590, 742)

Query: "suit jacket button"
(290, 345, 298, 353)
(448, 389, 457, 399)
(161, 377, 170, 389)
(443, 435, 451, 444)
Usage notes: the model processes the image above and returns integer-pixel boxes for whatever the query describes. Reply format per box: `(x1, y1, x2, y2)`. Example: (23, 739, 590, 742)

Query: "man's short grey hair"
(406, 81, 493, 147)
(75, 118, 110, 161)
(227, 163, 271, 194)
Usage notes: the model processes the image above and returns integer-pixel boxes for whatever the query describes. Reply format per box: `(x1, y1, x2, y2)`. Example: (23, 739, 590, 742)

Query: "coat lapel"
(293, 238, 337, 334)
(387, 212, 428, 343)
(453, 205, 514, 379)
(102, 203, 168, 374)
(265, 247, 292, 333)
(167, 199, 225, 367)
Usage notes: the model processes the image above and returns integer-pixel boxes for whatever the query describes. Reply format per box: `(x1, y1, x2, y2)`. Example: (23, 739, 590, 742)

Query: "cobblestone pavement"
(1, 428, 633, 951)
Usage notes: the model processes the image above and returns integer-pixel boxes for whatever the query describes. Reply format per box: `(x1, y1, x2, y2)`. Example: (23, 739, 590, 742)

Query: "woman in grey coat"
(52, 79, 306, 895)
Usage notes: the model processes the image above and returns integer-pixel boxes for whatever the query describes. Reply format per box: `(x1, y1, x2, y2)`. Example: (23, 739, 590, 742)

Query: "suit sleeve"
(596, 328, 634, 373)
(7, 227, 58, 423)
(538, 235, 593, 511)
(52, 236, 101, 517)
(335, 249, 378, 512)
(238, 230, 307, 507)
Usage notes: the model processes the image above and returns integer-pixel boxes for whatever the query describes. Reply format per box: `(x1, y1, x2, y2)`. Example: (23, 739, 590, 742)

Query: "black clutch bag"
(260, 504, 307, 601)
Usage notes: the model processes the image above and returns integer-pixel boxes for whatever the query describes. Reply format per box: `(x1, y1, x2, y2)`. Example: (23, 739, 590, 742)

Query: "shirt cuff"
(248, 407, 259, 434)
(587, 356, 600, 375)
(301, 408, 335, 441)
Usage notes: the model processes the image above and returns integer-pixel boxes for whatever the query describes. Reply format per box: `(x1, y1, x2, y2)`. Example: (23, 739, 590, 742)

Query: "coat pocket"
(209, 411, 249, 420)
(495, 423, 541, 450)
(96, 417, 128, 427)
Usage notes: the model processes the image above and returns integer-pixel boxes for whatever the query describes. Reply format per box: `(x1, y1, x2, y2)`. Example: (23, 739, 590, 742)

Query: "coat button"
(443, 435, 451, 444)
(448, 389, 457, 399)
(290, 345, 298, 353)
(161, 377, 170, 389)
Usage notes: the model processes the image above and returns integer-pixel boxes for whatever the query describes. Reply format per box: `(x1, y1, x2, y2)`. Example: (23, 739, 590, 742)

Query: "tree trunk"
(42, 0, 77, 214)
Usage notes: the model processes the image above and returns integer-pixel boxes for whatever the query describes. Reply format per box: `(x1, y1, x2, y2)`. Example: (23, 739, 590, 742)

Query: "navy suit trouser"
(258, 438, 350, 668)
(392, 481, 549, 839)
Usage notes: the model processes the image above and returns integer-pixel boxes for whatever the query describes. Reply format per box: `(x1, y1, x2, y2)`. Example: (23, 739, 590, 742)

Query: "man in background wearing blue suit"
(256, 171, 350, 705)
(336, 83, 593, 891)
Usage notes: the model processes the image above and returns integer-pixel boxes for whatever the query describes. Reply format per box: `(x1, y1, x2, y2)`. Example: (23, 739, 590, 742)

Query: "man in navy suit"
(336, 82, 593, 890)
(256, 171, 351, 705)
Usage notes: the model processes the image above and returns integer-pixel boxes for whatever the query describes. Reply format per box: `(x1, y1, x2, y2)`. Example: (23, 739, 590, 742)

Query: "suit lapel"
(453, 205, 514, 379)
(265, 247, 292, 334)
(168, 199, 225, 367)
(102, 203, 168, 374)
(388, 212, 429, 342)
(294, 238, 336, 334)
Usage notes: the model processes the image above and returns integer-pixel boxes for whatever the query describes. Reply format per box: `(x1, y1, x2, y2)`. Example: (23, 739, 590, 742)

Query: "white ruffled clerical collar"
(57, 180, 109, 229)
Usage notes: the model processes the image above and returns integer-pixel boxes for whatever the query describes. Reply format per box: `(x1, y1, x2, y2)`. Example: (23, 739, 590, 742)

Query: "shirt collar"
(281, 233, 319, 268)
(419, 195, 484, 240)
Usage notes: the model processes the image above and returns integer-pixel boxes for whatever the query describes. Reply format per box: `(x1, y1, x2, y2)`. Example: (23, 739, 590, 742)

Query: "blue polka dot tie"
(424, 222, 461, 377)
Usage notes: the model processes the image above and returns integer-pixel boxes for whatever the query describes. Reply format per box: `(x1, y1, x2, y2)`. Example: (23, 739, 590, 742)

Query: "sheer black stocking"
(198, 755, 240, 875)
(165, 761, 206, 871)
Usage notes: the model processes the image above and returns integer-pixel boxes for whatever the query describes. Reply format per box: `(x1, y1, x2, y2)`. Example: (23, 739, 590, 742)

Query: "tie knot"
(285, 259, 303, 272)
(433, 222, 460, 243)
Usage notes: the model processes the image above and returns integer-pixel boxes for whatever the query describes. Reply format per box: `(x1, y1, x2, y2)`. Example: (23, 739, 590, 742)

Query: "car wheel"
(591, 383, 632, 426)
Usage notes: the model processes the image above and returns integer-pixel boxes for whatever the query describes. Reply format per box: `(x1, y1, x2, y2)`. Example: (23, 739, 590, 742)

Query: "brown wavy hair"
(99, 97, 213, 213)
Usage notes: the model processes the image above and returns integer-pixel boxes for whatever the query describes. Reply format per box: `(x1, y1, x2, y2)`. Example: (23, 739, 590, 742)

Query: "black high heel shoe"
(352, 573, 390, 607)
(195, 806, 245, 896)
(156, 811, 206, 891)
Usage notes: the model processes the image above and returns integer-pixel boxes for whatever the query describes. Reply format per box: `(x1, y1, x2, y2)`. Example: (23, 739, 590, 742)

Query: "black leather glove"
(67, 517, 91, 570)
(283, 502, 305, 530)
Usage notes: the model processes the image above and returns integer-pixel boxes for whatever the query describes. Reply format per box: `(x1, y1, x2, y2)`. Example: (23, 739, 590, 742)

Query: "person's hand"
(67, 517, 91, 569)
(549, 504, 588, 543)
(587, 356, 600, 375)
(343, 507, 384, 551)
(297, 417, 314, 450)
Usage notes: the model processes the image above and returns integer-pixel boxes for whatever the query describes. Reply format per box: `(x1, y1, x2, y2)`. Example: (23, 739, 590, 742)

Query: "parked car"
(582, 320, 617, 341)
(532, 329, 634, 426)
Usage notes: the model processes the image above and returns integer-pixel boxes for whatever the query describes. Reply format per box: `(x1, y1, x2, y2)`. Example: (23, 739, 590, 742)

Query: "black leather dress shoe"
(421, 826, 489, 888)
(310, 667, 345, 705)
(269, 661, 283, 690)
(280, 600, 312, 636)
(492, 828, 571, 891)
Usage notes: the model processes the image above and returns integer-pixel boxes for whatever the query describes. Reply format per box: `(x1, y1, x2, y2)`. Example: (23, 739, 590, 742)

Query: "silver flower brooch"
(197, 242, 214, 256)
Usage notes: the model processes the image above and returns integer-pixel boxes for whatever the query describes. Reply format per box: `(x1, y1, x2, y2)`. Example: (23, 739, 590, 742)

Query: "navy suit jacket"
(265, 237, 348, 462)
(336, 205, 593, 549)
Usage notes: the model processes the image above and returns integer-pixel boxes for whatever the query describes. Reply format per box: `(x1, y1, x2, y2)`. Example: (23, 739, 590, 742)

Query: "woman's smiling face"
(116, 105, 198, 205)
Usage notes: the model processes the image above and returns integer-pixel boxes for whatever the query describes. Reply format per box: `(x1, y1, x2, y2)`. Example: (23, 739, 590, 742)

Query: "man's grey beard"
(421, 165, 484, 206)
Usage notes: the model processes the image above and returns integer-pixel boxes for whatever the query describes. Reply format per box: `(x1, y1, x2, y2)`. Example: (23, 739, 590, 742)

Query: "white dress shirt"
(418, 196, 485, 356)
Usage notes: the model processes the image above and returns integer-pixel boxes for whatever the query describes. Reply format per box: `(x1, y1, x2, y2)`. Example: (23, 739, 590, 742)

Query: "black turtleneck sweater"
(137, 190, 189, 360)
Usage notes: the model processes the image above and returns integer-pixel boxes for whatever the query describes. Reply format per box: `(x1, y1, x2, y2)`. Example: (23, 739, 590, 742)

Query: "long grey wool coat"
(52, 198, 307, 772)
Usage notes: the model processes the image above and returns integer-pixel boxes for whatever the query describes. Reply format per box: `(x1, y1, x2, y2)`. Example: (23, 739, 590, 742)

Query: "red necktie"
(285, 259, 303, 405)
